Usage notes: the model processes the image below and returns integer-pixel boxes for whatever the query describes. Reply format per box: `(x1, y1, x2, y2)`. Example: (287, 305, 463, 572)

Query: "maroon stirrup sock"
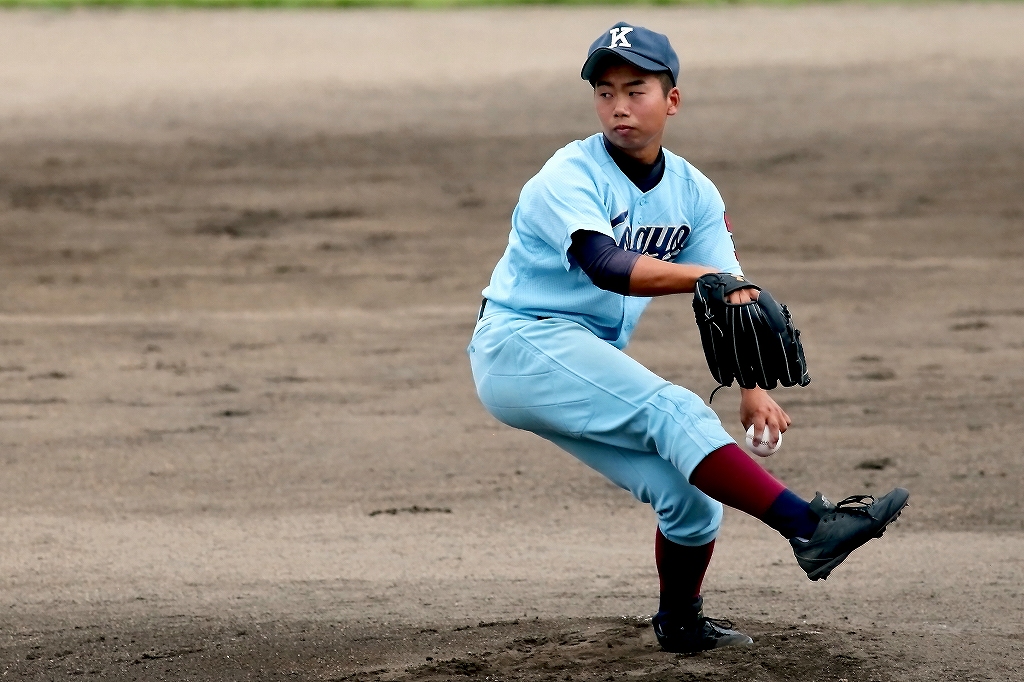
(689, 443, 786, 517)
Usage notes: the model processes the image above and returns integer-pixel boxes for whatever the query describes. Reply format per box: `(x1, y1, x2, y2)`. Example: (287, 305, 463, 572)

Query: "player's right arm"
(568, 161, 743, 297)
(569, 231, 730, 297)
(627, 256, 721, 297)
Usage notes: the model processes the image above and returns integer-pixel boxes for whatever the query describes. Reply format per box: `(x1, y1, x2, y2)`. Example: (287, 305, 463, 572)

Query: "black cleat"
(791, 487, 910, 581)
(653, 597, 753, 654)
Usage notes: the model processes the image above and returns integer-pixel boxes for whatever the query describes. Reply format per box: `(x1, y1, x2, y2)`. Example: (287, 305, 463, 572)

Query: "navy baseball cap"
(581, 22, 679, 86)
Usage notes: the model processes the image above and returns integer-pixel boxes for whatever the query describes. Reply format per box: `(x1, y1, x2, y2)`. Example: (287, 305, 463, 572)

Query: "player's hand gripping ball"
(745, 425, 782, 457)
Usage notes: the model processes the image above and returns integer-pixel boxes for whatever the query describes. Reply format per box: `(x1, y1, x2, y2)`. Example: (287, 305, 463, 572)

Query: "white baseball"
(745, 424, 782, 457)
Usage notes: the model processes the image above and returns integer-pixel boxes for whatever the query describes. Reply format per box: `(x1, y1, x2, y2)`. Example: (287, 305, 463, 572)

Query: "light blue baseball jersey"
(481, 133, 741, 349)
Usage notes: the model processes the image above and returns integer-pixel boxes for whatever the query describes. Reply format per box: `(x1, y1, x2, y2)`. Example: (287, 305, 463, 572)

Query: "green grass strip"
(0, 0, 971, 8)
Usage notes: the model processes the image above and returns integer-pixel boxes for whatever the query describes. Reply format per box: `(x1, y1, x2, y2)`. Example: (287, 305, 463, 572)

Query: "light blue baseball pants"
(468, 305, 734, 546)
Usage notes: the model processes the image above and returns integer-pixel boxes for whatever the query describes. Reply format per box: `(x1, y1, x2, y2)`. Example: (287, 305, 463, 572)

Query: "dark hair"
(589, 56, 676, 97)
(654, 71, 675, 97)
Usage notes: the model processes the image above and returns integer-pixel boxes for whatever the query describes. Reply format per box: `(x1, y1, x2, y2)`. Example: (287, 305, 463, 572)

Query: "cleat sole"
(807, 551, 851, 581)
(874, 509, 903, 538)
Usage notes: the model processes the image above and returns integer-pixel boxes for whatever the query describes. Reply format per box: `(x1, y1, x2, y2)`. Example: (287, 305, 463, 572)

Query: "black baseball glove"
(692, 273, 810, 396)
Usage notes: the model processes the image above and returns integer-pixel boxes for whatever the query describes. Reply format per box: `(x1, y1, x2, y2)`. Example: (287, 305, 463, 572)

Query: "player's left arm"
(622, 253, 792, 440)
(662, 180, 791, 441)
(716, 286, 790, 440)
(739, 387, 791, 445)
(570, 175, 793, 438)
(691, 236, 791, 443)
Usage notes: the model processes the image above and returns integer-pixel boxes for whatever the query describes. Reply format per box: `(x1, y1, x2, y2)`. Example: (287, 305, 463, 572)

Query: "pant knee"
(655, 494, 723, 547)
(644, 386, 734, 479)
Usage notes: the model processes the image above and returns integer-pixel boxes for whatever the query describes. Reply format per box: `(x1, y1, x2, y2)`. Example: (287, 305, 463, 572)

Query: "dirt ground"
(1, 5, 1023, 681)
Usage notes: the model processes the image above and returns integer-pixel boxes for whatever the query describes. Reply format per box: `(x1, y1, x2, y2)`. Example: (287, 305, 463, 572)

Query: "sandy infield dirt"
(1, 5, 1023, 680)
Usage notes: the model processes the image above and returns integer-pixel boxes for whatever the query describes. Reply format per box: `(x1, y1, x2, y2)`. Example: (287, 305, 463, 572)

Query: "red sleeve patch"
(724, 212, 732, 232)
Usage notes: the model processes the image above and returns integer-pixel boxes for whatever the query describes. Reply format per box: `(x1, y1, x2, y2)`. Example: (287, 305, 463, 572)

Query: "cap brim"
(581, 47, 671, 83)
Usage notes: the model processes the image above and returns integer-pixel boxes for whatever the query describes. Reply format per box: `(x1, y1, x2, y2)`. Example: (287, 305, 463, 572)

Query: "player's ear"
(667, 86, 681, 116)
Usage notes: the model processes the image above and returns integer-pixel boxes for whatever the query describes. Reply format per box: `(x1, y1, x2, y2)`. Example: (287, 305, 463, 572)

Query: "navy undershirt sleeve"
(568, 230, 642, 296)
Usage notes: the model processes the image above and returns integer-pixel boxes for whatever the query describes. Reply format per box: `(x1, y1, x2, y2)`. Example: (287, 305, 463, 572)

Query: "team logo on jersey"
(618, 224, 691, 262)
(608, 27, 633, 48)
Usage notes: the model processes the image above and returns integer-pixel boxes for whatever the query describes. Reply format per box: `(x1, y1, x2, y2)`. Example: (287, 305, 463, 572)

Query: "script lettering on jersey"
(608, 27, 633, 48)
(617, 224, 692, 262)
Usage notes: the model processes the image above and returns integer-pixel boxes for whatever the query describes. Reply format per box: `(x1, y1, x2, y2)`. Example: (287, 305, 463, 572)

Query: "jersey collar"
(602, 135, 666, 193)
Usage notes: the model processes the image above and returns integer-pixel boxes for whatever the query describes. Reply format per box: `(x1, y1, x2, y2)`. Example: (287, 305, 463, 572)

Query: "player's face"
(593, 63, 680, 164)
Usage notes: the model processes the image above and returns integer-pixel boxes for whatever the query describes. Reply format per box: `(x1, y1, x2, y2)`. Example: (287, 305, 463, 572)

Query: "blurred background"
(0, 5, 1022, 680)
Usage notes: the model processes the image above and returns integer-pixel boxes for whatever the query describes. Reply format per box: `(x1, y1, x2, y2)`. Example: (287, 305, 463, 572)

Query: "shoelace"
(701, 616, 738, 632)
(828, 494, 876, 518)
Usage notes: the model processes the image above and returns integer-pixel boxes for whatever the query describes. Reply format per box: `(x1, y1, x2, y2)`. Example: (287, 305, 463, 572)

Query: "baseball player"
(468, 22, 908, 654)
